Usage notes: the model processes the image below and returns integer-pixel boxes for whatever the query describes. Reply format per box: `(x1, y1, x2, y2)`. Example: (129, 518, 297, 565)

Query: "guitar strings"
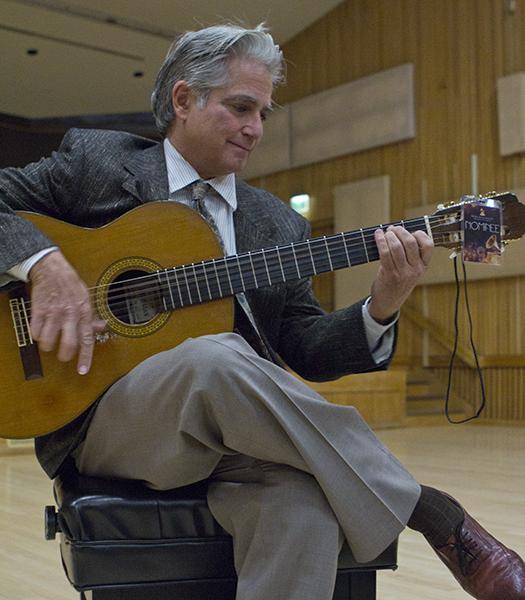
(19, 235, 457, 323)
(17, 217, 457, 317)
(17, 230, 457, 321)
(18, 215, 450, 301)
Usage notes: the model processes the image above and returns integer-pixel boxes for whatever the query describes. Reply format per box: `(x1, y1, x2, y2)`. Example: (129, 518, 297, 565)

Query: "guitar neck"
(152, 216, 431, 311)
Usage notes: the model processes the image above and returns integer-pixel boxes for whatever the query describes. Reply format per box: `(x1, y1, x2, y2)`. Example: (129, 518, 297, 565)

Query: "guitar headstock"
(430, 191, 525, 250)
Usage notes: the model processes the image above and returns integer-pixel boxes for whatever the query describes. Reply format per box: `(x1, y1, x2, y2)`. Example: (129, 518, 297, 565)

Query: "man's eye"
(233, 105, 248, 113)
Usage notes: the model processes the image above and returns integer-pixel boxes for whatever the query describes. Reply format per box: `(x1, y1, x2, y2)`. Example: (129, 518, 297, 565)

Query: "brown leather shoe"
(431, 495, 525, 599)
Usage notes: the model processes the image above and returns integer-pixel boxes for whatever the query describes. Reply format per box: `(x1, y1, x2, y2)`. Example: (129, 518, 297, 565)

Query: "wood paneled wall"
(248, 0, 525, 423)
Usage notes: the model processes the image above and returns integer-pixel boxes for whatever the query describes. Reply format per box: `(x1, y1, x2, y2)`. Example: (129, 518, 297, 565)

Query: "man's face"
(169, 58, 273, 179)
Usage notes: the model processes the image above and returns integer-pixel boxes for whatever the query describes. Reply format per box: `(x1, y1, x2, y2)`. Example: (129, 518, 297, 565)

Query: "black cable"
(445, 256, 487, 423)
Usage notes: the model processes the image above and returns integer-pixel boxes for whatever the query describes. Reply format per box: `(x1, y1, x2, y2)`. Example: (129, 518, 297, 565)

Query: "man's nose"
(242, 114, 264, 140)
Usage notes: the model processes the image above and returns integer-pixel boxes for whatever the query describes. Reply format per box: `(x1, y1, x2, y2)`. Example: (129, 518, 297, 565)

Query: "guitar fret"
(193, 262, 211, 302)
(236, 256, 246, 291)
(293, 243, 316, 277)
(157, 271, 171, 311)
(323, 236, 334, 271)
(291, 243, 301, 277)
(367, 227, 380, 263)
(212, 259, 224, 298)
(276, 247, 286, 281)
(165, 268, 181, 307)
(340, 232, 352, 266)
(201, 262, 212, 300)
(227, 256, 246, 294)
(262, 249, 272, 284)
(344, 231, 368, 266)
(191, 264, 202, 304)
(360, 228, 370, 262)
(172, 268, 184, 307)
(182, 267, 194, 305)
(201, 261, 219, 300)
(224, 258, 235, 295)
(278, 245, 299, 280)
(307, 241, 317, 275)
(249, 251, 259, 288)
(249, 250, 270, 286)
(310, 238, 332, 274)
(237, 254, 256, 290)
(327, 237, 350, 271)
(260, 248, 285, 284)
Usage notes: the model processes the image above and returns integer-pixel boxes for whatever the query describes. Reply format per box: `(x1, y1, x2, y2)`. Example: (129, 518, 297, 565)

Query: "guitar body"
(0, 202, 233, 439)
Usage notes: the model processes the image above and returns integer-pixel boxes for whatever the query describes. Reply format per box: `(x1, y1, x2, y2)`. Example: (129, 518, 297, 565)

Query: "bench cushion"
(53, 468, 398, 590)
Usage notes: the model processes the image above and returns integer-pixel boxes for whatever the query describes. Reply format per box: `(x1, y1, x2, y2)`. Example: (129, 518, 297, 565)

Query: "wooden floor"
(1, 425, 524, 600)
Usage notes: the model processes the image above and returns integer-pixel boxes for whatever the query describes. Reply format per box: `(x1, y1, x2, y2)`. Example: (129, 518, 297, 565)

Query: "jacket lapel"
(234, 182, 277, 253)
(121, 142, 169, 203)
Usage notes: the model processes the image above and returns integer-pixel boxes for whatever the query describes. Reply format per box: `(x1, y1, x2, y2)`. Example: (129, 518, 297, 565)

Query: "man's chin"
(228, 158, 250, 175)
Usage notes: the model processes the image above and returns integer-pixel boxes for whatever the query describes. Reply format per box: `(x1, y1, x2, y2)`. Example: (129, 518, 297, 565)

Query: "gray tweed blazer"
(0, 128, 393, 477)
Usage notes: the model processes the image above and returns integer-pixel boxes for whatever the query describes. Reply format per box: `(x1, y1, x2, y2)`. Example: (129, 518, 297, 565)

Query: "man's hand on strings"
(28, 251, 106, 375)
(368, 225, 433, 323)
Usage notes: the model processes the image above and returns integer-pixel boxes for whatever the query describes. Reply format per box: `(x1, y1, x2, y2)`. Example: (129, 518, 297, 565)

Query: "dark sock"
(407, 485, 465, 547)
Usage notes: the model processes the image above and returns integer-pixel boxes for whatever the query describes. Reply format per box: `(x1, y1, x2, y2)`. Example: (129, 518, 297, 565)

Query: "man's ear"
(171, 81, 193, 120)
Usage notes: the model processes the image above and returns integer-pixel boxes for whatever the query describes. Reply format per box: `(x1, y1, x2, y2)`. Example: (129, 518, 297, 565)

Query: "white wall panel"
(290, 64, 415, 168)
(333, 175, 390, 309)
(497, 73, 525, 156)
(242, 64, 415, 179)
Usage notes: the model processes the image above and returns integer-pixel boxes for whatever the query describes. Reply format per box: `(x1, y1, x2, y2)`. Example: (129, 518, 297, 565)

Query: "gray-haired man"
(0, 23, 523, 600)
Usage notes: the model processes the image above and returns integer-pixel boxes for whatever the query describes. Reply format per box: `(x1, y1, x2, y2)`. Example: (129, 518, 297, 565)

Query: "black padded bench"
(45, 467, 398, 599)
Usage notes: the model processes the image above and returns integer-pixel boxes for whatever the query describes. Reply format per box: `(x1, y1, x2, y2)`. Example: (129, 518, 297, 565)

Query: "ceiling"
(0, 0, 344, 119)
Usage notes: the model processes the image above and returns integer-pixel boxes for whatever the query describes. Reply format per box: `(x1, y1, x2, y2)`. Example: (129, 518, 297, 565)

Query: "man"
(0, 23, 523, 600)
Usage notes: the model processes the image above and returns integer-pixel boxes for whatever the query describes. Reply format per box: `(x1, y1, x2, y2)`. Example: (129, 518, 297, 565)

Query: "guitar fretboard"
(119, 216, 431, 314)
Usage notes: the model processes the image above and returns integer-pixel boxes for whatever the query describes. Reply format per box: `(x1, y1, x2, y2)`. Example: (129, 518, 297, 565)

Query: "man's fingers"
(374, 228, 394, 270)
(29, 310, 45, 343)
(35, 311, 62, 352)
(76, 321, 97, 375)
(56, 317, 81, 362)
(413, 230, 434, 266)
(28, 249, 105, 374)
(376, 226, 433, 271)
(389, 226, 421, 267)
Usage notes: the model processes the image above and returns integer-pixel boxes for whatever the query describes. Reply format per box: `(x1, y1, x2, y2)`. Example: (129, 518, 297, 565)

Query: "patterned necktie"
(189, 180, 275, 362)
(190, 180, 226, 254)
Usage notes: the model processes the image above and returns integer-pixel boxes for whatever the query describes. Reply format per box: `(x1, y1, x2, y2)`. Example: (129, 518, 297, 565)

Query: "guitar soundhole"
(107, 269, 162, 325)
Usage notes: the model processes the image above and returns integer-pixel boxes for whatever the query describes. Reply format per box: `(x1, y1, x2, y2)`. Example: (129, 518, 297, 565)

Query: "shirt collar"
(163, 138, 237, 210)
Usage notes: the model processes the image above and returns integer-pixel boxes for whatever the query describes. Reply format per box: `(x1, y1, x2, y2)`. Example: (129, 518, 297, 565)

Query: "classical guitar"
(1, 192, 524, 439)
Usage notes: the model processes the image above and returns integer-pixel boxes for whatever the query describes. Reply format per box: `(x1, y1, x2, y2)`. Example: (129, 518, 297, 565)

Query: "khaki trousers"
(73, 333, 421, 600)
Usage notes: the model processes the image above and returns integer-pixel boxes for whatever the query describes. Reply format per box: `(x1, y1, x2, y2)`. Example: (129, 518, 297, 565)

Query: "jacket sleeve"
(274, 218, 396, 382)
(0, 129, 83, 273)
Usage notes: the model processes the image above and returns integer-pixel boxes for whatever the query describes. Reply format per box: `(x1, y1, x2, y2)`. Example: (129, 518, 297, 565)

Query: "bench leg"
(333, 570, 376, 600)
(349, 571, 376, 598)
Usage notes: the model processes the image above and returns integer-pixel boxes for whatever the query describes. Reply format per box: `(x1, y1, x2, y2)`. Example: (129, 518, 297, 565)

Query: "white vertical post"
(470, 153, 478, 195)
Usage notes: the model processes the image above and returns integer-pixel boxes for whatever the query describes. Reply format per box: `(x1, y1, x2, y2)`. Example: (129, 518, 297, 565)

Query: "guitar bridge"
(9, 286, 43, 381)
